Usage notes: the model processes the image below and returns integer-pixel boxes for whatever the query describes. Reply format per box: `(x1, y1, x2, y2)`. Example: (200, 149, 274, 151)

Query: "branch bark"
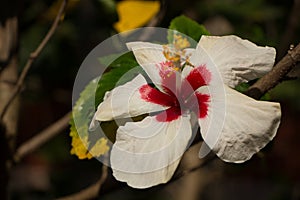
(0, 14, 18, 200)
(246, 42, 300, 100)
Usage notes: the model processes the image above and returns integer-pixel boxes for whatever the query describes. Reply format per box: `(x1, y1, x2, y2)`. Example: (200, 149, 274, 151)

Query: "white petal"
(188, 43, 225, 88)
(181, 65, 194, 78)
(95, 74, 166, 121)
(112, 159, 180, 189)
(198, 35, 276, 88)
(127, 42, 165, 86)
(199, 85, 281, 163)
(111, 115, 192, 188)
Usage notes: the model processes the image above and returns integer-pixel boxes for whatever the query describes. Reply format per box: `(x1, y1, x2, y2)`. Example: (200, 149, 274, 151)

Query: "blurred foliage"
(271, 79, 300, 110)
(194, 0, 289, 46)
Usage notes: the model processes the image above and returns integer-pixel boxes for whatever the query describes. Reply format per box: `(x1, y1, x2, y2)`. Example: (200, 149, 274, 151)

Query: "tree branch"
(0, 0, 68, 121)
(56, 164, 108, 200)
(14, 112, 71, 162)
(246, 42, 300, 100)
(0, 14, 19, 200)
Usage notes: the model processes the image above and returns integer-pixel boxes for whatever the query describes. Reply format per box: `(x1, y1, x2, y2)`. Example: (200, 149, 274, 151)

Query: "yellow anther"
(173, 34, 190, 50)
(163, 45, 181, 62)
(162, 35, 191, 72)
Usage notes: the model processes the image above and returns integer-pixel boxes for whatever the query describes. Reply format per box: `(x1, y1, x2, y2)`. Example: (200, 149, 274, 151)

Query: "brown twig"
(14, 112, 71, 161)
(0, 0, 68, 121)
(56, 164, 108, 200)
(246, 42, 300, 100)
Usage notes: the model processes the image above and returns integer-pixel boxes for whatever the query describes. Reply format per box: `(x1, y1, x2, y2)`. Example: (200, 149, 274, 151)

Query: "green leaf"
(95, 51, 142, 106)
(70, 51, 142, 159)
(168, 15, 210, 45)
(69, 78, 98, 159)
(235, 82, 250, 93)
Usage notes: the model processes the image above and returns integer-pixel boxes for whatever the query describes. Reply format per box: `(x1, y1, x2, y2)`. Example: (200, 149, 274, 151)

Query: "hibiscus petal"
(187, 44, 225, 89)
(198, 35, 276, 88)
(94, 74, 166, 121)
(111, 115, 192, 188)
(112, 160, 180, 189)
(198, 85, 281, 163)
(127, 42, 165, 86)
(180, 65, 212, 101)
(139, 84, 176, 107)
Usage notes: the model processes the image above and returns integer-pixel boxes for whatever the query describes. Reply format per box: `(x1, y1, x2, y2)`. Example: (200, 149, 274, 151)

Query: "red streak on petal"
(140, 64, 211, 122)
(139, 84, 176, 107)
(196, 92, 210, 118)
(156, 106, 181, 122)
(185, 65, 211, 91)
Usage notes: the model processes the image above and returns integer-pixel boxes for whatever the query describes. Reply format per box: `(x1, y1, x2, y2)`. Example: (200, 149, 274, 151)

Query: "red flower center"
(139, 64, 211, 122)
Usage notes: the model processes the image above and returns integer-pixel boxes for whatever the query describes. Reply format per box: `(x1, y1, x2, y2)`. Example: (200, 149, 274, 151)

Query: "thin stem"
(246, 42, 300, 100)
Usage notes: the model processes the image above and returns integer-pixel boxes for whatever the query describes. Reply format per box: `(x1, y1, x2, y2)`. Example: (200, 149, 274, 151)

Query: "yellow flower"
(70, 128, 110, 159)
(70, 135, 92, 159)
(89, 138, 110, 157)
(114, 0, 160, 32)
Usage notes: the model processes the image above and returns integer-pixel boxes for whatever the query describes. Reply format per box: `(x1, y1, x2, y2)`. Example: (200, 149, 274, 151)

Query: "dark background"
(9, 0, 300, 199)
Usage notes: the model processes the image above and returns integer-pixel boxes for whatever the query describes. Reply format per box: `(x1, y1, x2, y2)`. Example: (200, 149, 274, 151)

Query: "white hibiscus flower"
(92, 35, 281, 188)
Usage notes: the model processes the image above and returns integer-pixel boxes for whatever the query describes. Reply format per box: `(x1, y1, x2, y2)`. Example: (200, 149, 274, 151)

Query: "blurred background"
(4, 0, 300, 199)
